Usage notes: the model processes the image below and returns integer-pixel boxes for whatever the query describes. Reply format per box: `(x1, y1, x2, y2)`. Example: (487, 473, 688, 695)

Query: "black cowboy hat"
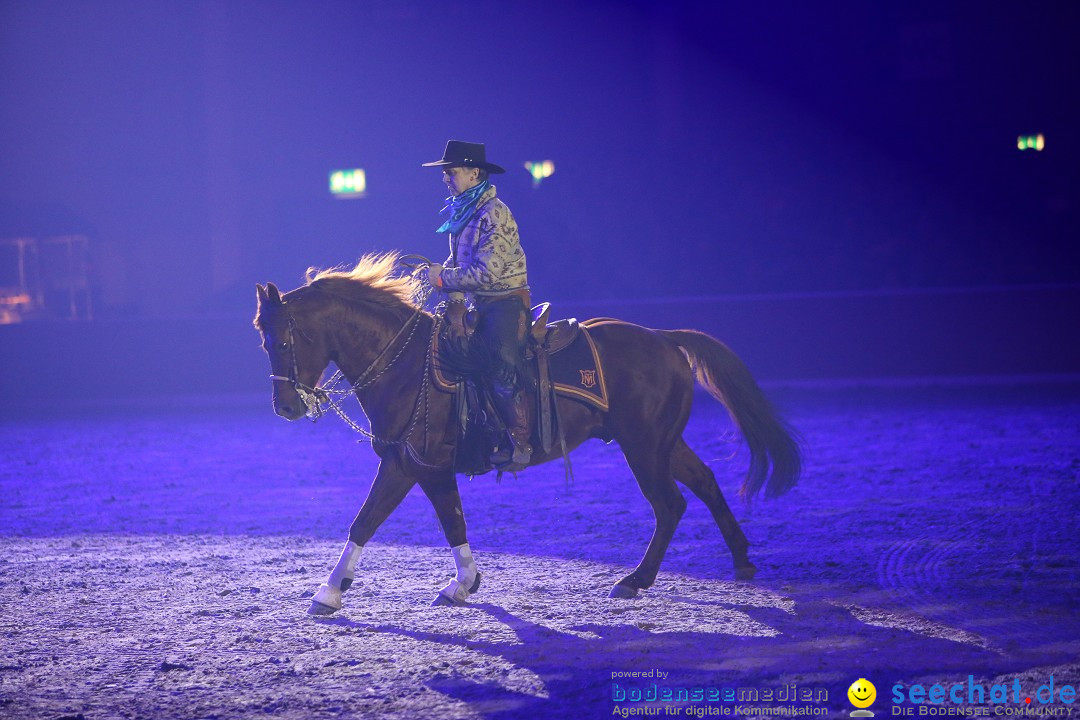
(421, 140, 506, 174)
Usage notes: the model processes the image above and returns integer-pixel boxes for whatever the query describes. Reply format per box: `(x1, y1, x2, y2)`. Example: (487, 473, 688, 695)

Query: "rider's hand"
(425, 263, 444, 289)
(445, 300, 468, 345)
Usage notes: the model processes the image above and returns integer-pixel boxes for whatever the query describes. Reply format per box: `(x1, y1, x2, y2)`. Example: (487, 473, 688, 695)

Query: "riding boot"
(489, 383, 532, 468)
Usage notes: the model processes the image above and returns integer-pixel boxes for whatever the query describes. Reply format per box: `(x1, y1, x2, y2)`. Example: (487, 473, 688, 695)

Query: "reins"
(270, 262, 442, 467)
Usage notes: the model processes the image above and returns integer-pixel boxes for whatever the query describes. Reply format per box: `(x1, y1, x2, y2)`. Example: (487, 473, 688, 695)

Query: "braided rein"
(270, 268, 442, 467)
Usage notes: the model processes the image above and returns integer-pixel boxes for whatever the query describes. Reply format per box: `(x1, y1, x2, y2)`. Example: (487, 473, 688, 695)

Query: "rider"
(422, 140, 532, 468)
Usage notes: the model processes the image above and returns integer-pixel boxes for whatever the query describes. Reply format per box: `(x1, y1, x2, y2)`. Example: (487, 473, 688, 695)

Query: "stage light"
(524, 160, 555, 187)
(329, 169, 367, 198)
(1016, 134, 1045, 151)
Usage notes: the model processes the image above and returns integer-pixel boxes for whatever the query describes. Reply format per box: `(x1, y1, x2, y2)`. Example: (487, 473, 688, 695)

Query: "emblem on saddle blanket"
(431, 320, 609, 411)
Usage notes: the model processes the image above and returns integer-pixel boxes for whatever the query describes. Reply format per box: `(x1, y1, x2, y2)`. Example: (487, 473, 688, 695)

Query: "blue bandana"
(436, 180, 491, 234)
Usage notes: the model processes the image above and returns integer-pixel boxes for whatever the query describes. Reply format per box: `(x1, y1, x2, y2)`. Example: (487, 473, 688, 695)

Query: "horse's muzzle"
(274, 399, 306, 421)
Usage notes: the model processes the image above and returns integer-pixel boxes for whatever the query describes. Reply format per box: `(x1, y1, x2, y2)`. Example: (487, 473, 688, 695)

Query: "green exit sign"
(329, 169, 366, 198)
(1017, 134, 1045, 151)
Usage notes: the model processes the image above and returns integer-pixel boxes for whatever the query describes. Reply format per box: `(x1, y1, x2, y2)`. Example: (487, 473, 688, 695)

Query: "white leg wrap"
(311, 541, 362, 613)
(327, 540, 362, 591)
(438, 543, 479, 603)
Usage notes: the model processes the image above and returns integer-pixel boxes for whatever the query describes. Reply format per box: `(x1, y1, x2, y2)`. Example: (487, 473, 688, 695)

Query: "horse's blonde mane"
(303, 252, 419, 311)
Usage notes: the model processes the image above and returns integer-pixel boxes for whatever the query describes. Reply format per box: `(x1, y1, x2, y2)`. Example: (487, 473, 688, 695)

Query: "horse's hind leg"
(671, 438, 755, 580)
(419, 471, 482, 606)
(610, 442, 688, 599)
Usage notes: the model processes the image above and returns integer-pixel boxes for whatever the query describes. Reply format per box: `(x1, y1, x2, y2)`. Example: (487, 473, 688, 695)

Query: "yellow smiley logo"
(848, 678, 877, 708)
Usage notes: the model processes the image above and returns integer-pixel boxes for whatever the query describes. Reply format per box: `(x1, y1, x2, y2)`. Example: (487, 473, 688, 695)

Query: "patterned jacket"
(440, 185, 528, 297)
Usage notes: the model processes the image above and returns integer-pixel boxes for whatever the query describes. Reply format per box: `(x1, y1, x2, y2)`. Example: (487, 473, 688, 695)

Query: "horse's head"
(254, 282, 333, 421)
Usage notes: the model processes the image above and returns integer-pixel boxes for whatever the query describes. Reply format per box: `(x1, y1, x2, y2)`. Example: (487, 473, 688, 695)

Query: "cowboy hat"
(421, 140, 506, 174)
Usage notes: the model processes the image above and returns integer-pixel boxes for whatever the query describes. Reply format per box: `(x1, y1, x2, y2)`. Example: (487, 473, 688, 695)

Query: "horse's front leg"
(419, 470, 481, 606)
(308, 453, 417, 615)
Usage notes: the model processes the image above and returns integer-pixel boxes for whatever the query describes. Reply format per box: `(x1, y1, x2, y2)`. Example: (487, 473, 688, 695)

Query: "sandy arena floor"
(1, 380, 1078, 719)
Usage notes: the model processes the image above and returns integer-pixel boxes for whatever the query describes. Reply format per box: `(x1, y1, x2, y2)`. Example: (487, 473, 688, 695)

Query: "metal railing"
(0, 235, 93, 323)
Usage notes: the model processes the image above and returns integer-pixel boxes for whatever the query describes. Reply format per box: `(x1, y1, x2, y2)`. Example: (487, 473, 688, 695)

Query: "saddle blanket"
(546, 324, 608, 411)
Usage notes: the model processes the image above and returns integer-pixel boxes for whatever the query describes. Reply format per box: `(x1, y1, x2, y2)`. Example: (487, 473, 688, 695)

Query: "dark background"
(0, 0, 1077, 397)
(3, 0, 1077, 311)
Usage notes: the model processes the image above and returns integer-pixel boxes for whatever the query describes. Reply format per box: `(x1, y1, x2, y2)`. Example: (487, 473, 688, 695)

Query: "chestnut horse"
(254, 253, 800, 614)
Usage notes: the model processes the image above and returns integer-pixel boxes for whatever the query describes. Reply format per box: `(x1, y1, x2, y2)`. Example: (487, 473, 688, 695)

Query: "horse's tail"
(657, 329, 802, 502)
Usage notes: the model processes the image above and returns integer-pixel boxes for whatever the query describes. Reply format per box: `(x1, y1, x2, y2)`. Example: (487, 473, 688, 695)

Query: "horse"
(253, 253, 801, 615)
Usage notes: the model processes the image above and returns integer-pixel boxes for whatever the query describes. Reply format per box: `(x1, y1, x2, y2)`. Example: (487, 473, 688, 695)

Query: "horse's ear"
(266, 283, 283, 305)
(256, 283, 268, 303)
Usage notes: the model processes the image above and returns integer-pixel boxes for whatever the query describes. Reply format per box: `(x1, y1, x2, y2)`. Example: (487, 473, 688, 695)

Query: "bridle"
(269, 314, 327, 415)
(266, 276, 441, 467)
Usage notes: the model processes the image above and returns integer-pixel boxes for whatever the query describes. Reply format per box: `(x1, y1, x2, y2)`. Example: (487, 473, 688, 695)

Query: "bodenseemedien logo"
(849, 678, 877, 717)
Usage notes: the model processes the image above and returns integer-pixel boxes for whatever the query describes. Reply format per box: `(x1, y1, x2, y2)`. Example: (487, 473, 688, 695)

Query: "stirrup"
(491, 441, 531, 468)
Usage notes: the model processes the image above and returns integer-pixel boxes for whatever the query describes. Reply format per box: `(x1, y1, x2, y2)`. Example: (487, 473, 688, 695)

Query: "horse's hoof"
(609, 584, 639, 599)
(309, 584, 342, 614)
(431, 593, 458, 607)
(469, 571, 482, 594)
(735, 563, 757, 581)
(307, 600, 339, 616)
